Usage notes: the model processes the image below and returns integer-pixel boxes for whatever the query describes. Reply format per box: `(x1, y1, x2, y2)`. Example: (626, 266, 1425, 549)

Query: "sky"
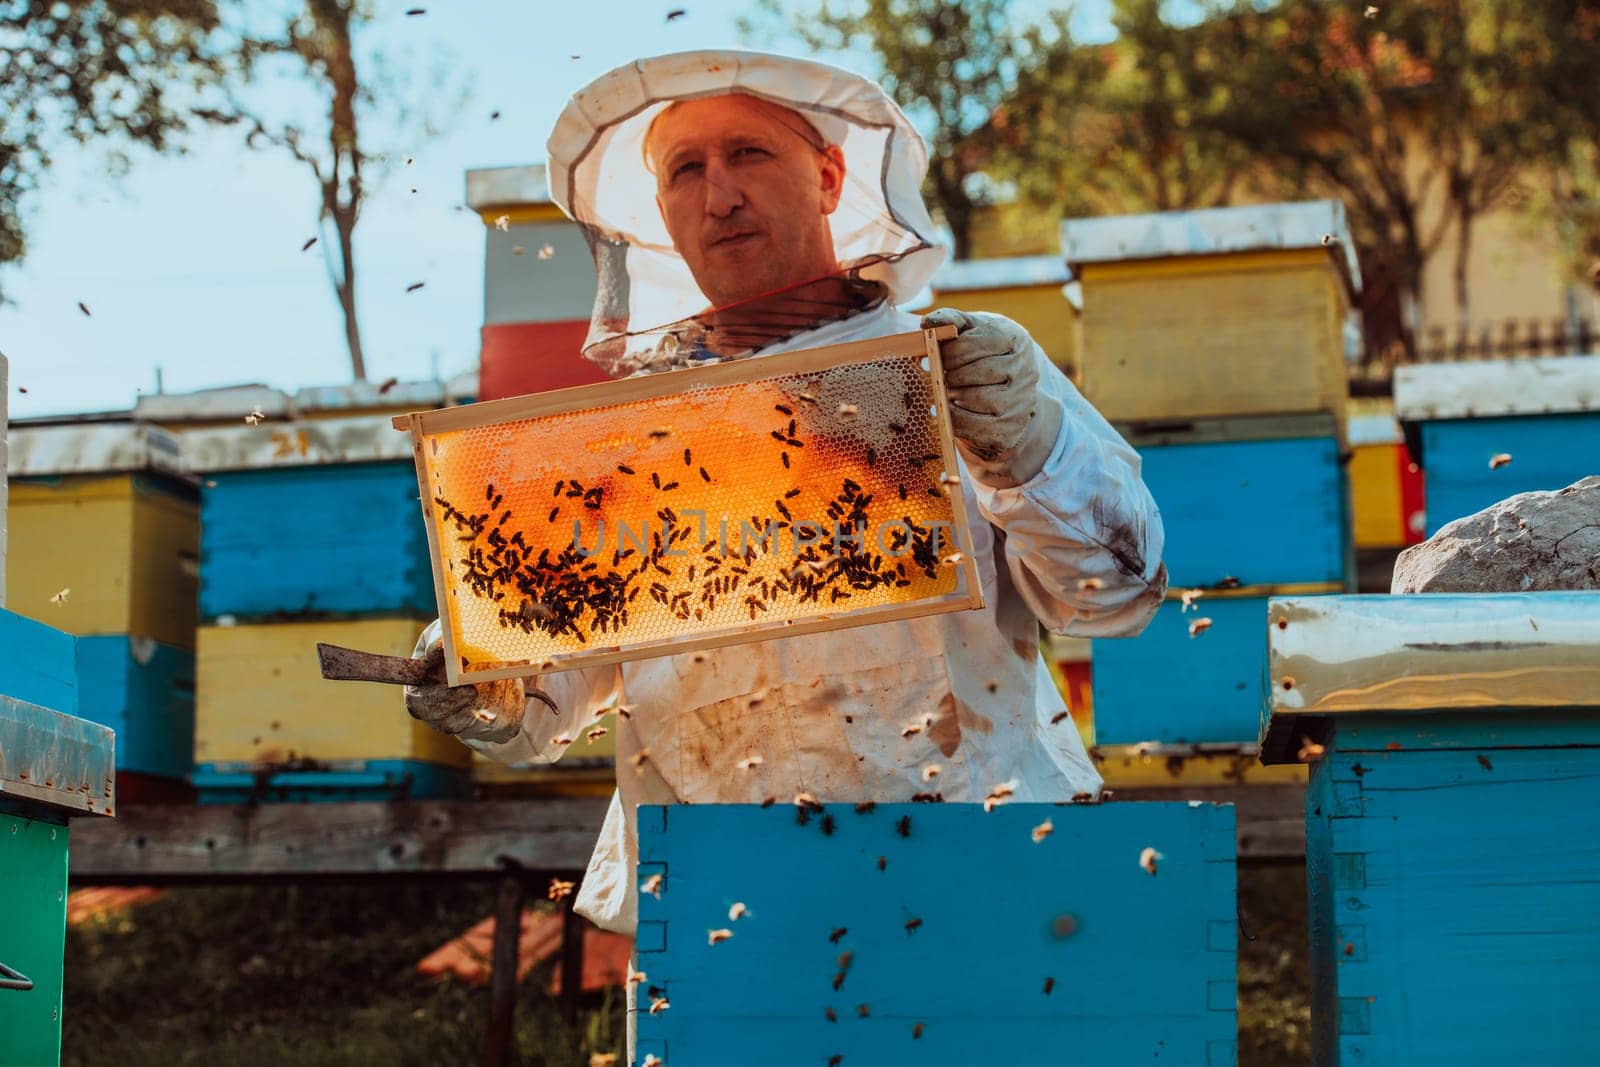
(1, 0, 1115, 420)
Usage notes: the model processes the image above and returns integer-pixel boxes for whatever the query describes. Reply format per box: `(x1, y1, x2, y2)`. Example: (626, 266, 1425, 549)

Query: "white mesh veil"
(546, 49, 948, 377)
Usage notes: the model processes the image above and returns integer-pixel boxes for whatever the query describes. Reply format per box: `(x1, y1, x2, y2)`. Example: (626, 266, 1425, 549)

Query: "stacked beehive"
(1062, 200, 1359, 748)
(1, 352, 119, 1061)
(5, 421, 199, 801)
(1262, 593, 1600, 1063)
(467, 164, 609, 400)
(1394, 356, 1600, 536)
(180, 409, 471, 802)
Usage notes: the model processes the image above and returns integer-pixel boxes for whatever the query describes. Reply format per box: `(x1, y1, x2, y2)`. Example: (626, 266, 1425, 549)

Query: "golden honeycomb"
(409, 331, 978, 683)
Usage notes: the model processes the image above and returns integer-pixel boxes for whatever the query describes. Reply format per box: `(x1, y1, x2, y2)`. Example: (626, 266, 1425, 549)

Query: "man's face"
(647, 94, 846, 309)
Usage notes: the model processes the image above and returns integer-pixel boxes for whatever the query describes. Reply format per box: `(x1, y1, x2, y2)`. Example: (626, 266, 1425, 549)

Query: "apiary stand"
(1261, 593, 1600, 1065)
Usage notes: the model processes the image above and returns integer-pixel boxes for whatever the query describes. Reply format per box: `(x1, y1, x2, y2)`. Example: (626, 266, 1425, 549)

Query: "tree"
(749, 0, 1085, 260)
(1505, 0, 1600, 322)
(0, 0, 231, 302)
(1200, 0, 1542, 359)
(994, 0, 1254, 223)
(203, 0, 467, 380)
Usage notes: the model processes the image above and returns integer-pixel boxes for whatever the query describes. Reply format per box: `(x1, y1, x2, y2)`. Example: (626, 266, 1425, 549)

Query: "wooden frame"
(396, 326, 984, 686)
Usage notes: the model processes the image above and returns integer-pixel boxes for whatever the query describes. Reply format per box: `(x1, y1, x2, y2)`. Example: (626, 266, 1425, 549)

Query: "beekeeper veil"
(546, 49, 947, 377)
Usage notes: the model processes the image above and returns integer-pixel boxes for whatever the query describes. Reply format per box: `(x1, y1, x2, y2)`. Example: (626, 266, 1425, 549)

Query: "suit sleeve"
(964, 338, 1168, 638)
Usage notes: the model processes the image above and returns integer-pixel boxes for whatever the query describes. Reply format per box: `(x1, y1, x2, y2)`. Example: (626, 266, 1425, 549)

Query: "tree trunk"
(1453, 199, 1474, 340)
(335, 206, 365, 381)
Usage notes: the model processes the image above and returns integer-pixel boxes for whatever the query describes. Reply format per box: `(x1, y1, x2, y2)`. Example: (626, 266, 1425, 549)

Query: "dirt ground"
(62, 865, 1310, 1065)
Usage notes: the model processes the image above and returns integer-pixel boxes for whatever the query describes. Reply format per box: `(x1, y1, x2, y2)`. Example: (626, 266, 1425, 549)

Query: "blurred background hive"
(5, 422, 198, 801)
(1395, 355, 1600, 536)
(181, 410, 470, 802)
(467, 164, 610, 402)
(1059, 201, 1360, 751)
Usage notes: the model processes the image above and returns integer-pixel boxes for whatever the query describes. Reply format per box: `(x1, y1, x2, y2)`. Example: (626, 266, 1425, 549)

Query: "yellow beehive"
(5, 425, 198, 649)
(195, 616, 468, 768)
(1063, 200, 1358, 424)
(398, 327, 982, 686)
(927, 255, 1080, 377)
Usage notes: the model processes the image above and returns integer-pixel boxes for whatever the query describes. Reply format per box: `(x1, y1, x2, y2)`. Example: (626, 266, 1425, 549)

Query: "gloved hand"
(403, 640, 527, 745)
(922, 308, 1064, 488)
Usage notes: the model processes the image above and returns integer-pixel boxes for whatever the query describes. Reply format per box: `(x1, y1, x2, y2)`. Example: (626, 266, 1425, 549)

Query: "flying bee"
(1049, 711, 1070, 725)
(585, 726, 609, 743)
(837, 403, 858, 418)
(728, 902, 748, 922)
(736, 754, 764, 771)
(904, 917, 922, 934)
(1298, 737, 1326, 762)
(547, 878, 575, 901)
(648, 995, 670, 1015)
(648, 427, 672, 439)
(631, 747, 651, 770)
(1031, 819, 1054, 843)
(856, 1004, 870, 1018)
(921, 764, 941, 782)
(1180, 588, 1203, 612)
(1139, 847, 1163, 876)
(1076, 576, 1103, 591)
(913, 1023, 924, 1039)
(897, 815, 911, 838)
(640, 872, 664, 898)
(829, 927, 848, 944)
(1188, 617, 1213, 638)
(707, 928, 733, 945)
(1043, 977, 1055, 995)
(1489, 452, 1513, 469)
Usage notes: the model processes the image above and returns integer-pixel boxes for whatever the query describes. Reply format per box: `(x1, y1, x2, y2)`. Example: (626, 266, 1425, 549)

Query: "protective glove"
(922, 308, 1065, 488)
(403, 639, 527, 745)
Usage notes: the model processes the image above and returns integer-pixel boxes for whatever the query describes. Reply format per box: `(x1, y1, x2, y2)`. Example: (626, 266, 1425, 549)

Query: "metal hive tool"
(393, 326, 983, 686)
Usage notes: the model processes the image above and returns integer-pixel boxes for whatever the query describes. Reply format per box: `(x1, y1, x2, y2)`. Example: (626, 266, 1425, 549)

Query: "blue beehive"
(1132, 421, 1349, 589)
(1091, 416, 1352, 746)
(0, 610, 78, 717)
(1092, 593, 1272, 744)
(198, 461, 432, 620)
(1394, 356, 1600, 535)
(75, 636, 194, 782)
(1262, 593, 1600, 1065)
(634, 801, 1238, 1067)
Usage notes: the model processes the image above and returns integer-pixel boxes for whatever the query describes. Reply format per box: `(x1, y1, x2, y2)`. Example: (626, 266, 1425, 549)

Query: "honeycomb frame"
(394, 326, 984, 686)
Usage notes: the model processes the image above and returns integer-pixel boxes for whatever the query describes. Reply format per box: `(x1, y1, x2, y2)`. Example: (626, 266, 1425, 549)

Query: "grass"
(62, 881, 625, 1067)
(62, 866, 1311, 1065)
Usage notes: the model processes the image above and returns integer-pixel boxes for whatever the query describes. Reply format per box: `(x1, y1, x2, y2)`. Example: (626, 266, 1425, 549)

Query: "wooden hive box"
(1394, 356, 1600, 536)
(633, 801, 1238, 1066)
(1, 610, 116, 1064)
(1262, 593, 1600, 1064)
(1345, 399, 1424, 551)
(75, 636, 194, 783)
(1122, 415, 1352, 590)
(182, 415, 437, 621)
(1063, 200, 1359, 424)
(192, 616, 469, 803)
(5, 423, 198, 650)
(927, 254, 1080, 377)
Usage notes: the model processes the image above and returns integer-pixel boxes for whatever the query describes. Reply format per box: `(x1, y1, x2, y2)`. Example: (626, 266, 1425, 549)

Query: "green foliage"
(748, 0, 1087, 259)
(62, 883, 623, 1067)
(0, 0, 230, 298)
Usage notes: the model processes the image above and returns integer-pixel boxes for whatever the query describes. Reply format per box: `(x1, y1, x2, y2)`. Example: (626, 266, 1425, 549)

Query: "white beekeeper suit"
(410, 50, 1166, 937)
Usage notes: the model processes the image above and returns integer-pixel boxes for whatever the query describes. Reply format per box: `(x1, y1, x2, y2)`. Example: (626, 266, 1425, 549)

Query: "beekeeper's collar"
(547, 49, 947, 377)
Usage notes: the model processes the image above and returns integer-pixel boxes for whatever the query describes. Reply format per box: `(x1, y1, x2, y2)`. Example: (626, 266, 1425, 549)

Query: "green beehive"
(1, 609, 116, 1064)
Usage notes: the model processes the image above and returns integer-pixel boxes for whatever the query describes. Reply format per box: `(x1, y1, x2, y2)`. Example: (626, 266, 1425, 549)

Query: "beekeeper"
(405, 50, 1166, 935)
